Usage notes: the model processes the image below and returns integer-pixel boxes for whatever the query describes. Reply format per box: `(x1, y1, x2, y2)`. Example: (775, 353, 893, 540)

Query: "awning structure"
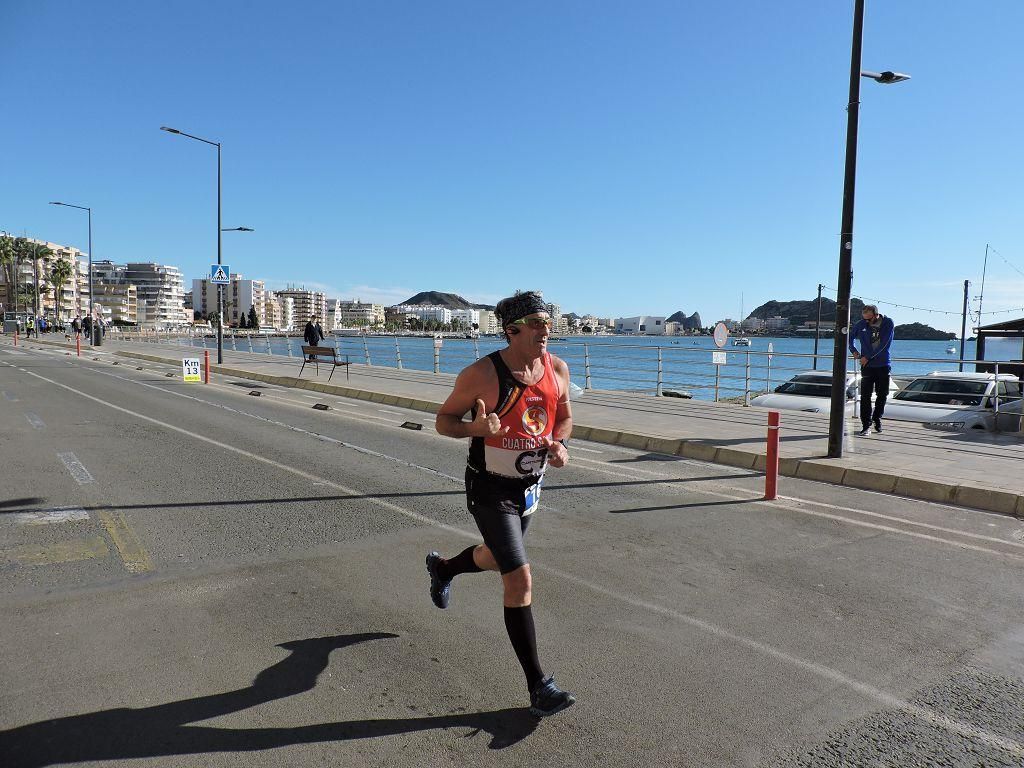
(976, 316, 1024, 378)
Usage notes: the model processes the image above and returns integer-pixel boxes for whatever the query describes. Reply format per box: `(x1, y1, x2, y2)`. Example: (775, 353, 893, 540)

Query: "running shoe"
(425, 551, 451, 609)
(529, 675, 575, 717)
(856, 426, 870, 436)
(873, 419, 882, 433)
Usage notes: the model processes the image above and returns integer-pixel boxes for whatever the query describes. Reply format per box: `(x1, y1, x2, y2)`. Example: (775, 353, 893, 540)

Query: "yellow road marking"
(0, 536, 109, 566)
(97, 511, 154, 573)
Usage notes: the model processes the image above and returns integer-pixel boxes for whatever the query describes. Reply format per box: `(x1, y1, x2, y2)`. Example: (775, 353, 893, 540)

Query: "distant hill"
(666, 310, 703, 330)
(397, 291, 494, 310)
(747, 297, 865, 326)
(748, 297, 954, 339)
(894, 322, 956, 341)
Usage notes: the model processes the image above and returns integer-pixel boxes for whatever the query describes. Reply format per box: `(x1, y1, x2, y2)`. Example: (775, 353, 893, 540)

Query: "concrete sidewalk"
(16, 335, 1024, 518)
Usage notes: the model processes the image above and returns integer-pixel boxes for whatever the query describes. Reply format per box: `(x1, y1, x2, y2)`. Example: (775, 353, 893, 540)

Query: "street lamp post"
(49, 202, 96, 345)
(161, 126, 225, 363)
(826, 0, 909, 459)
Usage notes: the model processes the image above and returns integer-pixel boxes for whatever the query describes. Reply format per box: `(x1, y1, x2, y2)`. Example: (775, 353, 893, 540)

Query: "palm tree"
(49, 258, 74, 324)
(0, 235, 15, 310)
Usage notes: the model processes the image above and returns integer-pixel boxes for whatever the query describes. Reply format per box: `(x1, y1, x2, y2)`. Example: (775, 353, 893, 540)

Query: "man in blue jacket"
(848, 304, 895, 435)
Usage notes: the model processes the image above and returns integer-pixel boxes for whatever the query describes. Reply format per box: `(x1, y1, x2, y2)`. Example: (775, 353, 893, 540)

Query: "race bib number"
(524, 479, 543, 516)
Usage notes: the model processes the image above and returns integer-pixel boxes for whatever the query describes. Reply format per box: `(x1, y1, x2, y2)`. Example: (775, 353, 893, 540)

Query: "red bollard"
(764, 410, 780, 500)
(76, 334, 81, 357)
(204, 349, 210, 384)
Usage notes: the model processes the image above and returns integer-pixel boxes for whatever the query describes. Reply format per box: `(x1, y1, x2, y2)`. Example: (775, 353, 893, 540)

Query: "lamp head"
(862, 70, 911, 84)
(160, 126, 181, 134)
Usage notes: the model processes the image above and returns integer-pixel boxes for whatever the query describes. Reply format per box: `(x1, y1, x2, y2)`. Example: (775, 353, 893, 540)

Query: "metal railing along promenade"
(110, 328, 1023, 429)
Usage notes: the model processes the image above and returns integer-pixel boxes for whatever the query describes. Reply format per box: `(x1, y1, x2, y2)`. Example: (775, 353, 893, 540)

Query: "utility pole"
(813, 283, 824, 370)
(959, 279, 969, 372)
(977, 244, 989, 322)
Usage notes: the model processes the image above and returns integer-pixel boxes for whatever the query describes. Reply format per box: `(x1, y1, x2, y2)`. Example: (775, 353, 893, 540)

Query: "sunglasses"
(512, 317, 552, 329)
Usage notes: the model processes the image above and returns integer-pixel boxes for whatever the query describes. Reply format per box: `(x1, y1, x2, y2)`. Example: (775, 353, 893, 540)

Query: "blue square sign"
(210, 264, 231, 284)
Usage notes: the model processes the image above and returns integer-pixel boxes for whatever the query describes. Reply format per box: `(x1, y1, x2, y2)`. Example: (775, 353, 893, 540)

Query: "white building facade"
(615, 316, 666, 335)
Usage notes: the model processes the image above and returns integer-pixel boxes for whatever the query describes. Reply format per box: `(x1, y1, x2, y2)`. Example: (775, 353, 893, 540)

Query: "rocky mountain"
(748, 297, 954, 339)
(747, 297, 865, 326)
(397, 291, 494, 310)
(893, 322, 956, 341)
(666, 311, 703, 330)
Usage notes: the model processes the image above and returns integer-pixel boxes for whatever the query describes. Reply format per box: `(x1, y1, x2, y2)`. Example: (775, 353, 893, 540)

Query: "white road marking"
(573, 455, 1024, 552)
(25, 412, 46, 429)
(11, 507, 89, 525)
(12, 350, 1016, 557)
(11, 359, 1024, 758)
(377, 409, 403, 415)
(57, 452, 95, 485)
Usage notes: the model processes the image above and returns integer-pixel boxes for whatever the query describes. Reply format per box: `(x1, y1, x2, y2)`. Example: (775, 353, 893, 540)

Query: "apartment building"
(192, 274, 266, 327)
(333, 300, 385, 328)
(275, 288, 327, 326)
(1, 238, 91, 322)
(95, 262, 187, 327)
(93, 283, 138, 325)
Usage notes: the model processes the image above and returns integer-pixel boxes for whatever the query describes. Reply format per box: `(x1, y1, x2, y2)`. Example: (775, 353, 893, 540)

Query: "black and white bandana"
(496, 291, 548, 328)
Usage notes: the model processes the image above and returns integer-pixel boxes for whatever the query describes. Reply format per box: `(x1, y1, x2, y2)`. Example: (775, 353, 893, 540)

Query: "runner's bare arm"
(435, 360, 508, 439)
(543, 357, 572, 468)
(551, 356, 573, 441)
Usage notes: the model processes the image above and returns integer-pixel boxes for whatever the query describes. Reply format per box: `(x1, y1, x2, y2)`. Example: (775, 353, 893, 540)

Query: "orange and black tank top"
(469, 351, 560, 480)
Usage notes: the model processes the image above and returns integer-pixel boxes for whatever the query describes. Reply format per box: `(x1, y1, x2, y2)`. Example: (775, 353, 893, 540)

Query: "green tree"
(0, 235, 15, 310)
(238, 312, 248, 329)
(49, 258, 74, 323)
(248, 305, 259, 331)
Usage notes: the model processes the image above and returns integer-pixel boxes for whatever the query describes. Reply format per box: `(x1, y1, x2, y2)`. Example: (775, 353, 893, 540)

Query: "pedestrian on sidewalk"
(303, 317, 324, 361)
(72, 315, 82, 339)
(427, 290, 576, 718)
(849, 304, 895, 436)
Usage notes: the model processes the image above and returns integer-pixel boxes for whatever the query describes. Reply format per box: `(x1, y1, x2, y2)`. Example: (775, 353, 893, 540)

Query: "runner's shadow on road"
(0, 632, 539, 767)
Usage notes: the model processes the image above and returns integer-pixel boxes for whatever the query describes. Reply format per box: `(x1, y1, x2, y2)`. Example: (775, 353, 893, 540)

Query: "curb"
(16, 338, 1024, 520)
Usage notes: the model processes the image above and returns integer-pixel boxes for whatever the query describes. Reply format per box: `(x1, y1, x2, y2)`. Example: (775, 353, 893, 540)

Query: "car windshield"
(774, 375, 832, 397)
(893, 378, 989, 407)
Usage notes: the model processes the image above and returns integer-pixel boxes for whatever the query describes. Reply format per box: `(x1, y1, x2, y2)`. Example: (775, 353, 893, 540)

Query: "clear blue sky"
(3, 0, 1022, 331)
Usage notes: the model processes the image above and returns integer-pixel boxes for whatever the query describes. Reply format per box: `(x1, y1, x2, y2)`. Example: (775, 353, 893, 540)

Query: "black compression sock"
(439, 545, 483, 581)
(503, 605, 544, 691)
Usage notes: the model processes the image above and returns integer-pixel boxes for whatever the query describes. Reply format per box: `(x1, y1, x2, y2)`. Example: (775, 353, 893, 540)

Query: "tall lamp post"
(826, 0, 909, 459)
(161, 126, 226, 363)
(49, 202, 97, 345)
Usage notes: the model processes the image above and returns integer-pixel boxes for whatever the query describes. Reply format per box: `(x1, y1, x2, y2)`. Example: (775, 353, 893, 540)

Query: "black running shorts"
(465, 467, 538, 574)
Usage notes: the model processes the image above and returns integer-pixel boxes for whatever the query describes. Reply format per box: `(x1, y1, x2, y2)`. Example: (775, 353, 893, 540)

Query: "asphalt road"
(2, 340, 1024, 767)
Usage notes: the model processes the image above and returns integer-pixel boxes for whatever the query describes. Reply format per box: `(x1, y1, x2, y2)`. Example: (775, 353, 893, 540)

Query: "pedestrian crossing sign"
(210, 264, 231, 284)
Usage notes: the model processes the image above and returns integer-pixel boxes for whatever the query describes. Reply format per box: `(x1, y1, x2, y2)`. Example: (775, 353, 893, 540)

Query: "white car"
(884, 372, 1023, 431)
(750, 370, 892, 414)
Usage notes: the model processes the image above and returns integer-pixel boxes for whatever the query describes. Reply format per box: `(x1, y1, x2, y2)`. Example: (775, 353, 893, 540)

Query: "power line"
(819, 283, 1024, 317)
(989, 246, 1024, 280)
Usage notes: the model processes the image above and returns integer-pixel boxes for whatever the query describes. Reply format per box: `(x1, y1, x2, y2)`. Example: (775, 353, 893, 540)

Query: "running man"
(427, 291, 575, 717)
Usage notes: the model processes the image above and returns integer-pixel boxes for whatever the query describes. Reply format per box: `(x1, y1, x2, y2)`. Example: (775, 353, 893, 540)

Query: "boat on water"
(946, 345, 957, 354)
(733, 337, 751, 347)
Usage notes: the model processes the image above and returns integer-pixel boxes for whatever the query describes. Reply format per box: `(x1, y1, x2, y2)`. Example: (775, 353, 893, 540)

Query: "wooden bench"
(299, 345, 349, 382)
